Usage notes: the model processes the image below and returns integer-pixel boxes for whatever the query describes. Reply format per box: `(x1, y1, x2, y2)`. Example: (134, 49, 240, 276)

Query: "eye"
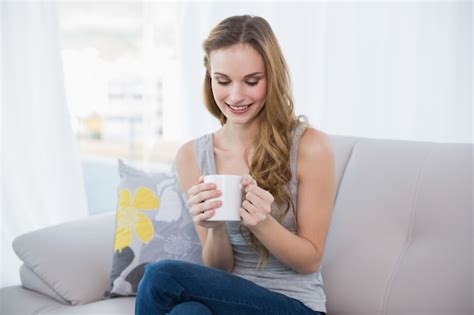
(217, 81, 230, 86)
(246, 80, 259, 86)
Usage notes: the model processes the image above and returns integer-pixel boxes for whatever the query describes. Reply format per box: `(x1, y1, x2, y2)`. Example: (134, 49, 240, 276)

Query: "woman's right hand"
(186, 176, 224, 229)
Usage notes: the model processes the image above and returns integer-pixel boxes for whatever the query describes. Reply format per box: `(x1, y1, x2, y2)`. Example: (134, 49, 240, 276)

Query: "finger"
(241, 175, 256, 187)
(193, 209, 215, 224)
(187, 189, 221, 208)
(187, 182, 217, 199)
(189, 199, 222, 216)
(245, 184, 274, 203)
(245, 191, 271, 214)
(244, 191, 265, 210)
(242, 200, 258, 215)
(239, 207, 256, 226)
(198, 176, 204, 184)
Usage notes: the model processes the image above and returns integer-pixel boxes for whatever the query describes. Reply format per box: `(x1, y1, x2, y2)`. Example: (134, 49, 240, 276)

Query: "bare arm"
(175, 140, 234, 272)
(241, 128, 336, 274)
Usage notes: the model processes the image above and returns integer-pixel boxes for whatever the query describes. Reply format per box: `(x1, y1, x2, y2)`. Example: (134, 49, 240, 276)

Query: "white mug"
(203, 174, 242, 221)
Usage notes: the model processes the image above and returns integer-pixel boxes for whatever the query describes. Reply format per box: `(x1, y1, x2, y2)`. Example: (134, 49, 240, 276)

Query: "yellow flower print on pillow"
(114, 187, 160, 253)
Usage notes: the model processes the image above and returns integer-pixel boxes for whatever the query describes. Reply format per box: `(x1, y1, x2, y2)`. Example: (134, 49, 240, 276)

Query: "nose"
(228, 84, 245, 105)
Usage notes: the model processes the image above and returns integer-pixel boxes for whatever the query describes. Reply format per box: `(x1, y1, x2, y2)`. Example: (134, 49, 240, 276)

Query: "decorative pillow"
(104, 160, 203, 298)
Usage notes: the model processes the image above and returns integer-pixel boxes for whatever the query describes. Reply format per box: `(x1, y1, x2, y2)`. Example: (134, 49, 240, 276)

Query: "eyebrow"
(213, 72, 264, 78)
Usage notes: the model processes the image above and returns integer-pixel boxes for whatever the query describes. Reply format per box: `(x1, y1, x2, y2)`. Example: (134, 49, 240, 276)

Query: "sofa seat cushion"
(0, 285, 135, 315)
(43, 296, 135, 315)
(0, 286, 65, 315)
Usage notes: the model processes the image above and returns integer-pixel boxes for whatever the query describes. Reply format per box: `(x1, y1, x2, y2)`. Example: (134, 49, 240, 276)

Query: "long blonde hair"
(202, 15, 302, 267)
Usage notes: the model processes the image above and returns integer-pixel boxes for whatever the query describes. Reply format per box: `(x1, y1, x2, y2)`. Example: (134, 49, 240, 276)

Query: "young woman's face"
(209, 43, 267, 126)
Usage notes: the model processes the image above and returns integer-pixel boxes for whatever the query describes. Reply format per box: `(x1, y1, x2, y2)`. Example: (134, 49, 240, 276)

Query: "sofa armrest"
(12, 212, 115, 305)
(19, 264, 68, 304)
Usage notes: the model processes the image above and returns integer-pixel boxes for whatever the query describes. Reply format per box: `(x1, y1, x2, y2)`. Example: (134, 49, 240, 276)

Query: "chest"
(213, 147, 250, 176)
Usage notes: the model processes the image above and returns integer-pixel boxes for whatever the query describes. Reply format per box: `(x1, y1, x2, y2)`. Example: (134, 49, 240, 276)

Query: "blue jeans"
(135, 259, 325, 315)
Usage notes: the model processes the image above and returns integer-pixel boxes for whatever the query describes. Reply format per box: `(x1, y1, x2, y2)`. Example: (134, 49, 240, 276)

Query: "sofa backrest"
(81, 157, 171, 215)
(323, 135, 472, 314)
(14, 135, 472, 313)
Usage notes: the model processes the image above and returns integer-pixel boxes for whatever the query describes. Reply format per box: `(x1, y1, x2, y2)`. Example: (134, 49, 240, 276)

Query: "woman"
(136, 15, 336, 315)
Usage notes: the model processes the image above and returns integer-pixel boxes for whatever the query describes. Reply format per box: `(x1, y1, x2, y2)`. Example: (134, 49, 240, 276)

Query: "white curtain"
(173, 1, 472, 144)
(1, 2, 87, 287)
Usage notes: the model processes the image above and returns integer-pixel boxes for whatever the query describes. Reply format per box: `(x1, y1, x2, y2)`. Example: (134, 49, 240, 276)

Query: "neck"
(220, 121, 259, 149)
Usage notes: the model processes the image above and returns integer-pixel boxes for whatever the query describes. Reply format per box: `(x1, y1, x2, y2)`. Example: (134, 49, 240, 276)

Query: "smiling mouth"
(226, 103, 253, 113)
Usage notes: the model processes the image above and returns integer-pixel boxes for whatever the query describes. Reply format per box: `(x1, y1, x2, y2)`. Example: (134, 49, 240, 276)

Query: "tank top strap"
(194, 133, 216, 176)
(290, 122, 310, 182)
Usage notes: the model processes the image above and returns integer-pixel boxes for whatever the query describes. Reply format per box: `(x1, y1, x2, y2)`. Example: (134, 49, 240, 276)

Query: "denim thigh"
(136, 259, 324, 315)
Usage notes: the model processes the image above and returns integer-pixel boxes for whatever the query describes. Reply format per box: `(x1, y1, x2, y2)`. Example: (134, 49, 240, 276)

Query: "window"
(58, 2, 180, 165)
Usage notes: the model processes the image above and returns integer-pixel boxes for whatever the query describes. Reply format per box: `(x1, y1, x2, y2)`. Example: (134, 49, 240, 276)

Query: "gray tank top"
(194, 123, 326, 313)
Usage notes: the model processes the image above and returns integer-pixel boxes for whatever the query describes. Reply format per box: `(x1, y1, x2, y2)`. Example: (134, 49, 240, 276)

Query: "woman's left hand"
(240, 175, 275, 228)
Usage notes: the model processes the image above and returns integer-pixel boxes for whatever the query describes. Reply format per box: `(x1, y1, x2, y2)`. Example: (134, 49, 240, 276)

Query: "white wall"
(174, 1, 472, 143)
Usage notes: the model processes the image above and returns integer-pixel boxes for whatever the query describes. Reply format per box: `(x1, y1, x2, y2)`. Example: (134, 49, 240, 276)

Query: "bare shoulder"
(175, 140, 200, 194)
(175, 140, 195, 165)
(298, 127, 333, 157)
(297, 128, 334, 178)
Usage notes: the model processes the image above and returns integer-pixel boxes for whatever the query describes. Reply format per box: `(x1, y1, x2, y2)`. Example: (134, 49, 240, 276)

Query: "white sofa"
(1, 135, 472, 315)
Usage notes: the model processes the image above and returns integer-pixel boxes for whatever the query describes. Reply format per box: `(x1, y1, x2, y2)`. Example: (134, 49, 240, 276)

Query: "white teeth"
(227, 103, 252, 111)
(230, 105, 249, 110)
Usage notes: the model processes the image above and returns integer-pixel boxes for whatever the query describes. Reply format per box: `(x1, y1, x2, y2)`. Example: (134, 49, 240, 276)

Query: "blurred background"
(55, 1, 474, 163)
(59, 2, 180, 164)
(1, 0, 472, 288)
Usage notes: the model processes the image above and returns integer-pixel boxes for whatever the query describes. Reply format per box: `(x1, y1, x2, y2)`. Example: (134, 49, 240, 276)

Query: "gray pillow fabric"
(104, 160, 203, 298)
(13, 212, 116, 305)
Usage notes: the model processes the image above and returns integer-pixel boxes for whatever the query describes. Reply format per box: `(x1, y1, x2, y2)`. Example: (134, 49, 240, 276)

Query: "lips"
(226, 102, 253, 114)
